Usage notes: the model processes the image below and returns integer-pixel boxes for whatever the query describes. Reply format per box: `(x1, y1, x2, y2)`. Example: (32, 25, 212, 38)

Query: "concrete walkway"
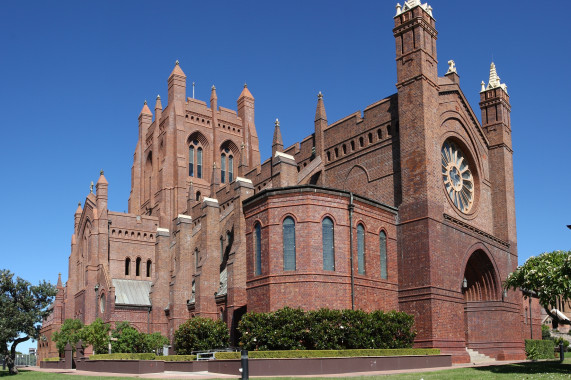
(26, 360, 528, 379)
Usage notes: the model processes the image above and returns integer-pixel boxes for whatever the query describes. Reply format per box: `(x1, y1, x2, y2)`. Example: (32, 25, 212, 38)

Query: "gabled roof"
(112, 279, 152, 306)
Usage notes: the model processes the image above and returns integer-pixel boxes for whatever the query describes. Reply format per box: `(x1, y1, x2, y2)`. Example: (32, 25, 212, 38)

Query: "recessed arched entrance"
(462, 249, 500, 353)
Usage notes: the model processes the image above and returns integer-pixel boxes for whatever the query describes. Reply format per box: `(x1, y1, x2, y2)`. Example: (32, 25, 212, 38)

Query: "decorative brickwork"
(39, 2, 527, 364)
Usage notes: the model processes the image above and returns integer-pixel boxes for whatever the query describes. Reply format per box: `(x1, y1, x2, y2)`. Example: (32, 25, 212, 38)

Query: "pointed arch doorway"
(462, 249, 501, 351)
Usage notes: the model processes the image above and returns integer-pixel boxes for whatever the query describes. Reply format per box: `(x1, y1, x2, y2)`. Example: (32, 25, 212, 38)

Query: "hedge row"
(525, 339, 555, 359)
(42, 357, 60, 362)
(215, 348, 440, 360)
(162, 355, 197, 361)
(238, 307, 416, 350)
(89, 353, 156, 360)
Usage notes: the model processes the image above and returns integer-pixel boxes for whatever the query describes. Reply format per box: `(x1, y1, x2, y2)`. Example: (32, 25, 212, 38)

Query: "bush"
(552, 337, 570, 352)
(110, 321, 169, 354)
(52, 319, 84, 354)
(525, 339, 555, 360)
(215, 348, 440, 359)
(161, 355, 197, 361)
(541, 324, 551, 340)
(42, 357, 60, 362)
(174, 317, 230, 354)
(89, 353, 156, 360)
(82, 318, 111, 354)
(238, 307, 416, 351)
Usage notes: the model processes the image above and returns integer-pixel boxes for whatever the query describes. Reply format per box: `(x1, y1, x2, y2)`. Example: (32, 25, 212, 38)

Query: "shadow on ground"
(474, 361, 570, 375)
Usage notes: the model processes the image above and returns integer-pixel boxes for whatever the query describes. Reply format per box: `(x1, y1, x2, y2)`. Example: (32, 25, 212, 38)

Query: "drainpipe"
(348, 193, 355, 310)
(529, 297, 533, 339)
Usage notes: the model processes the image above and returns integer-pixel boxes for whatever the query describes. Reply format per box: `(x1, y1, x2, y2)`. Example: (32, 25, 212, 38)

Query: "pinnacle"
(170, 60, 186, 77)
(238, 83, 254, 100)
(155, 94, 162, 109)
(140, 100, 152, 115)
(75, 202, 82, 214)
(97, 170, 108, 185)
(315, 91, 327, 122)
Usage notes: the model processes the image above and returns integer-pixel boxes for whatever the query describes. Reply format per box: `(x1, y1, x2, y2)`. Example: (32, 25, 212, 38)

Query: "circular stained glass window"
(442, 141, 474, 213)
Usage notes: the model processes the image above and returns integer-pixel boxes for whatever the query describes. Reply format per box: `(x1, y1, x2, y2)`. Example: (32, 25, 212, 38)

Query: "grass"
(1, 359, 570, 379)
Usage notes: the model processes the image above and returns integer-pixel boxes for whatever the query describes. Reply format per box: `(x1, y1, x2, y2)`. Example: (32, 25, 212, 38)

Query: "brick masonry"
(39, 1, 529, 364)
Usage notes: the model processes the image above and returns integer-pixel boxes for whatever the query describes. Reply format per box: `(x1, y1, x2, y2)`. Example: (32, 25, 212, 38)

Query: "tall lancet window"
(221, 153, 226, 183)
(228, 155, 234, 182)
(197, 147, 203, 178)
(189, 145, 194, 177)
(380, 231, 387, 279)
(357, 224, 365, 275)
(283, 217, 296, 271)
(322, 217, 335, 271)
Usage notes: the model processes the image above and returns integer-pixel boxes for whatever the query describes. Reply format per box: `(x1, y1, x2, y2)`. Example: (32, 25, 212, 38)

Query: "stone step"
(466, 348, 496, 363)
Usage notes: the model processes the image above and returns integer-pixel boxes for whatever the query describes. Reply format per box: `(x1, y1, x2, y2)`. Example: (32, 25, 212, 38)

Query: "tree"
(143, 332, 169, 354)
(111, 322, 145, 353)
(0, 270, 57, 374)
(52, 319, 84, 354)
(174, 317, 229, 354)
(82, 318, 110, 354)
(504, 250, 571, 326)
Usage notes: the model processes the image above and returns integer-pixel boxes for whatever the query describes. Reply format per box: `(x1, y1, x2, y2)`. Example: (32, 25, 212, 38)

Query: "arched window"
(197, 147, 203, 178)
(196, 191, 201, 201)
(380, 231, 387, 279)
(357, 224, 365, 275)
(146, 260, 152, 277)
(254, 223, 262, 275)
(322, 217, 335, 271)
(189, 145, 194, 177)
(228, 155, 234, 182)
(136, 257, 141, 276)
(283, 217, 296, 271)
(125, 258, 131, 276)
(220, 236, 224, 262)
(221, 153, 226, 183)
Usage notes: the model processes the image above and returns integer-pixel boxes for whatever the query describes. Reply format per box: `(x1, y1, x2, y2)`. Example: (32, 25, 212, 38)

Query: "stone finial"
(317, 91, 323, 100)
(480, 81, 486, 93)
(397, 0, 432, 17)
(244, 82, 247, 88)
(175, 60, 180, 66)
(89, 181, 94, 193)
(446, 60, 457, 75)
(100, 169, 104, 176)
(157, 94, 160, 100)
(486, 62, 508, 94)
(212, 85, 216, 90)
(275, 118, 280, 127)
(396, 3, 402, 16)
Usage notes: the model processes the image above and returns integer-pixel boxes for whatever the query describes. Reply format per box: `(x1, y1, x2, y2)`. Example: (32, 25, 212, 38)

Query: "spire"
(485, 62, 508, 93)
(315, 91, 327, 122)
(155, 95, 162, 110)
(210, 85, 218, 110)
(140, 100, 152, 116)
(210, 162, 219, 198)
(272, 118, 284, 156)
(57, 273, 63, 288)
(97, 169, 108, 185)
(238, 83, 254, 100)
(187, 179, 198, 211)
(170, 60, 186, 78)
(75, 201, 82, 215)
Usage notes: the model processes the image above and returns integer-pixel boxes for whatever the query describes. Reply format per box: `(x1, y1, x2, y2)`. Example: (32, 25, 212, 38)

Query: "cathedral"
(39, 1, 532, 363)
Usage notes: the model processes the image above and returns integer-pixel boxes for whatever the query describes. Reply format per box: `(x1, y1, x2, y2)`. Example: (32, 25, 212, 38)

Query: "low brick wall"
(40, 354, 451, 375)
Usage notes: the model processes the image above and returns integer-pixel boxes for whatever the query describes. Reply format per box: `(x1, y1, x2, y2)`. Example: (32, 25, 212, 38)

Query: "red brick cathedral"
(39, 1, 530, 363)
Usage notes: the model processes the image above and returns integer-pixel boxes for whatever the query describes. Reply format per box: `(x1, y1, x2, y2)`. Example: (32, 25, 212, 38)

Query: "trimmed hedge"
(162, 355, 197, 361)
(89, 353, 156, 360)
(174, 317, 230, 354)
(215, 348, 440, 360)
(238, 307, 416, 350)
(42, 357, 60, 362)
(525, 339, 555, 360)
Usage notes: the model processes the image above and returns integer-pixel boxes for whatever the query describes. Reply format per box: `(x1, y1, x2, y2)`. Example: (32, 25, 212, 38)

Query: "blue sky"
(1, 1, 570, 352)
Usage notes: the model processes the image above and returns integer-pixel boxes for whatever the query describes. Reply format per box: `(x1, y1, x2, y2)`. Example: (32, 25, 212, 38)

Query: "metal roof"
(112, 279, 152, 306)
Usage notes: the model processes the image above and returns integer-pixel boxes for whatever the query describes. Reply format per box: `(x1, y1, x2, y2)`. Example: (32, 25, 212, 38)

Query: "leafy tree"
(52, 319, 84, 354)
(82, 318, 110, 354)
(0, 270, 57, 374)
(111, 322, 146, 353)
(504, 250, 571, 325)
(144, 332, 169, 354)
(174, 317, 229, 354)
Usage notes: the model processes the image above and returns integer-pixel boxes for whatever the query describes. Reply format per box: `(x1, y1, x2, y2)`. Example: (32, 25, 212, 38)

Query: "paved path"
(27, 360, 528, 379)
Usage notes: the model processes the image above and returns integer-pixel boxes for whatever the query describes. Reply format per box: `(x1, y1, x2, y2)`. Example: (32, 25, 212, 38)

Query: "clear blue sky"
(1, 1, 569, 352)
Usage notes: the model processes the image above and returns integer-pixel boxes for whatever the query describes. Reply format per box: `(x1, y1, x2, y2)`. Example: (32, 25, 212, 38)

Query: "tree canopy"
(0, 269, 57, 374)
(504, 250, 571, 325)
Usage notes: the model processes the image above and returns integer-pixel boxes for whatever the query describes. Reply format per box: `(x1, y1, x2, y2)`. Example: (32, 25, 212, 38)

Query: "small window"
(368, 133, 373, 143)
(254, 223, 262, 275)
(195, 249, 199, 271)
(283, 217, 296, 271)
(322, 217, 335, 271)
(327, 151, 331, 161)
(334, 148, 339, 158)
(125, 258, 131, 276)
(359, 137, 364, 147)
(196, 191, 201, 201)
(377, 129, 382, 139)
(357, 224, 365, 275)
(380, 231, 387, 279)
(351, 141, 355, 151)
(136, 257, 141, 276)
(146, 260, 152, 277)
(342, 144, 347, 154)
(189, 146, 194, 177)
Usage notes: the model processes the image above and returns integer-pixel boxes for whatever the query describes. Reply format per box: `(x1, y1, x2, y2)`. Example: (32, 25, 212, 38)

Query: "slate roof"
(112, 279, 152, 306)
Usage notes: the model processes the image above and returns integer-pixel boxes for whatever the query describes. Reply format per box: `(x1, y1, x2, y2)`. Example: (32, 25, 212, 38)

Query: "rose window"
(442, 141, 474, 213)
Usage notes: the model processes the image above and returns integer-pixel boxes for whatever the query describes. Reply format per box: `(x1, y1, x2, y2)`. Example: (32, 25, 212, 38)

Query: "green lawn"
(2, 360, 570, 379)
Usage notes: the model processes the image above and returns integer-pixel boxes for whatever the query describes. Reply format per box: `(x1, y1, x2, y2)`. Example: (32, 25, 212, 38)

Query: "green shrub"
(525, 339, 555, 360)
(174, 317, 230, 354)
(42, 357, 60, 362)
(552, 337, 570, 351)
(89, 353, 156, 360)
(109, 322, 169, 354)
(541, 324, 551, 340)
(52, 318, 84, 354)
(161, 355, 197, 361)
(238, 307, 416, 350)
(215, 348, 440, 360)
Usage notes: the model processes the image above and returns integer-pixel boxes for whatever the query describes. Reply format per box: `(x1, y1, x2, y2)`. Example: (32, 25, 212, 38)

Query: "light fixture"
(462, 278, 468, 289)
(94, 284, 99, 292)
